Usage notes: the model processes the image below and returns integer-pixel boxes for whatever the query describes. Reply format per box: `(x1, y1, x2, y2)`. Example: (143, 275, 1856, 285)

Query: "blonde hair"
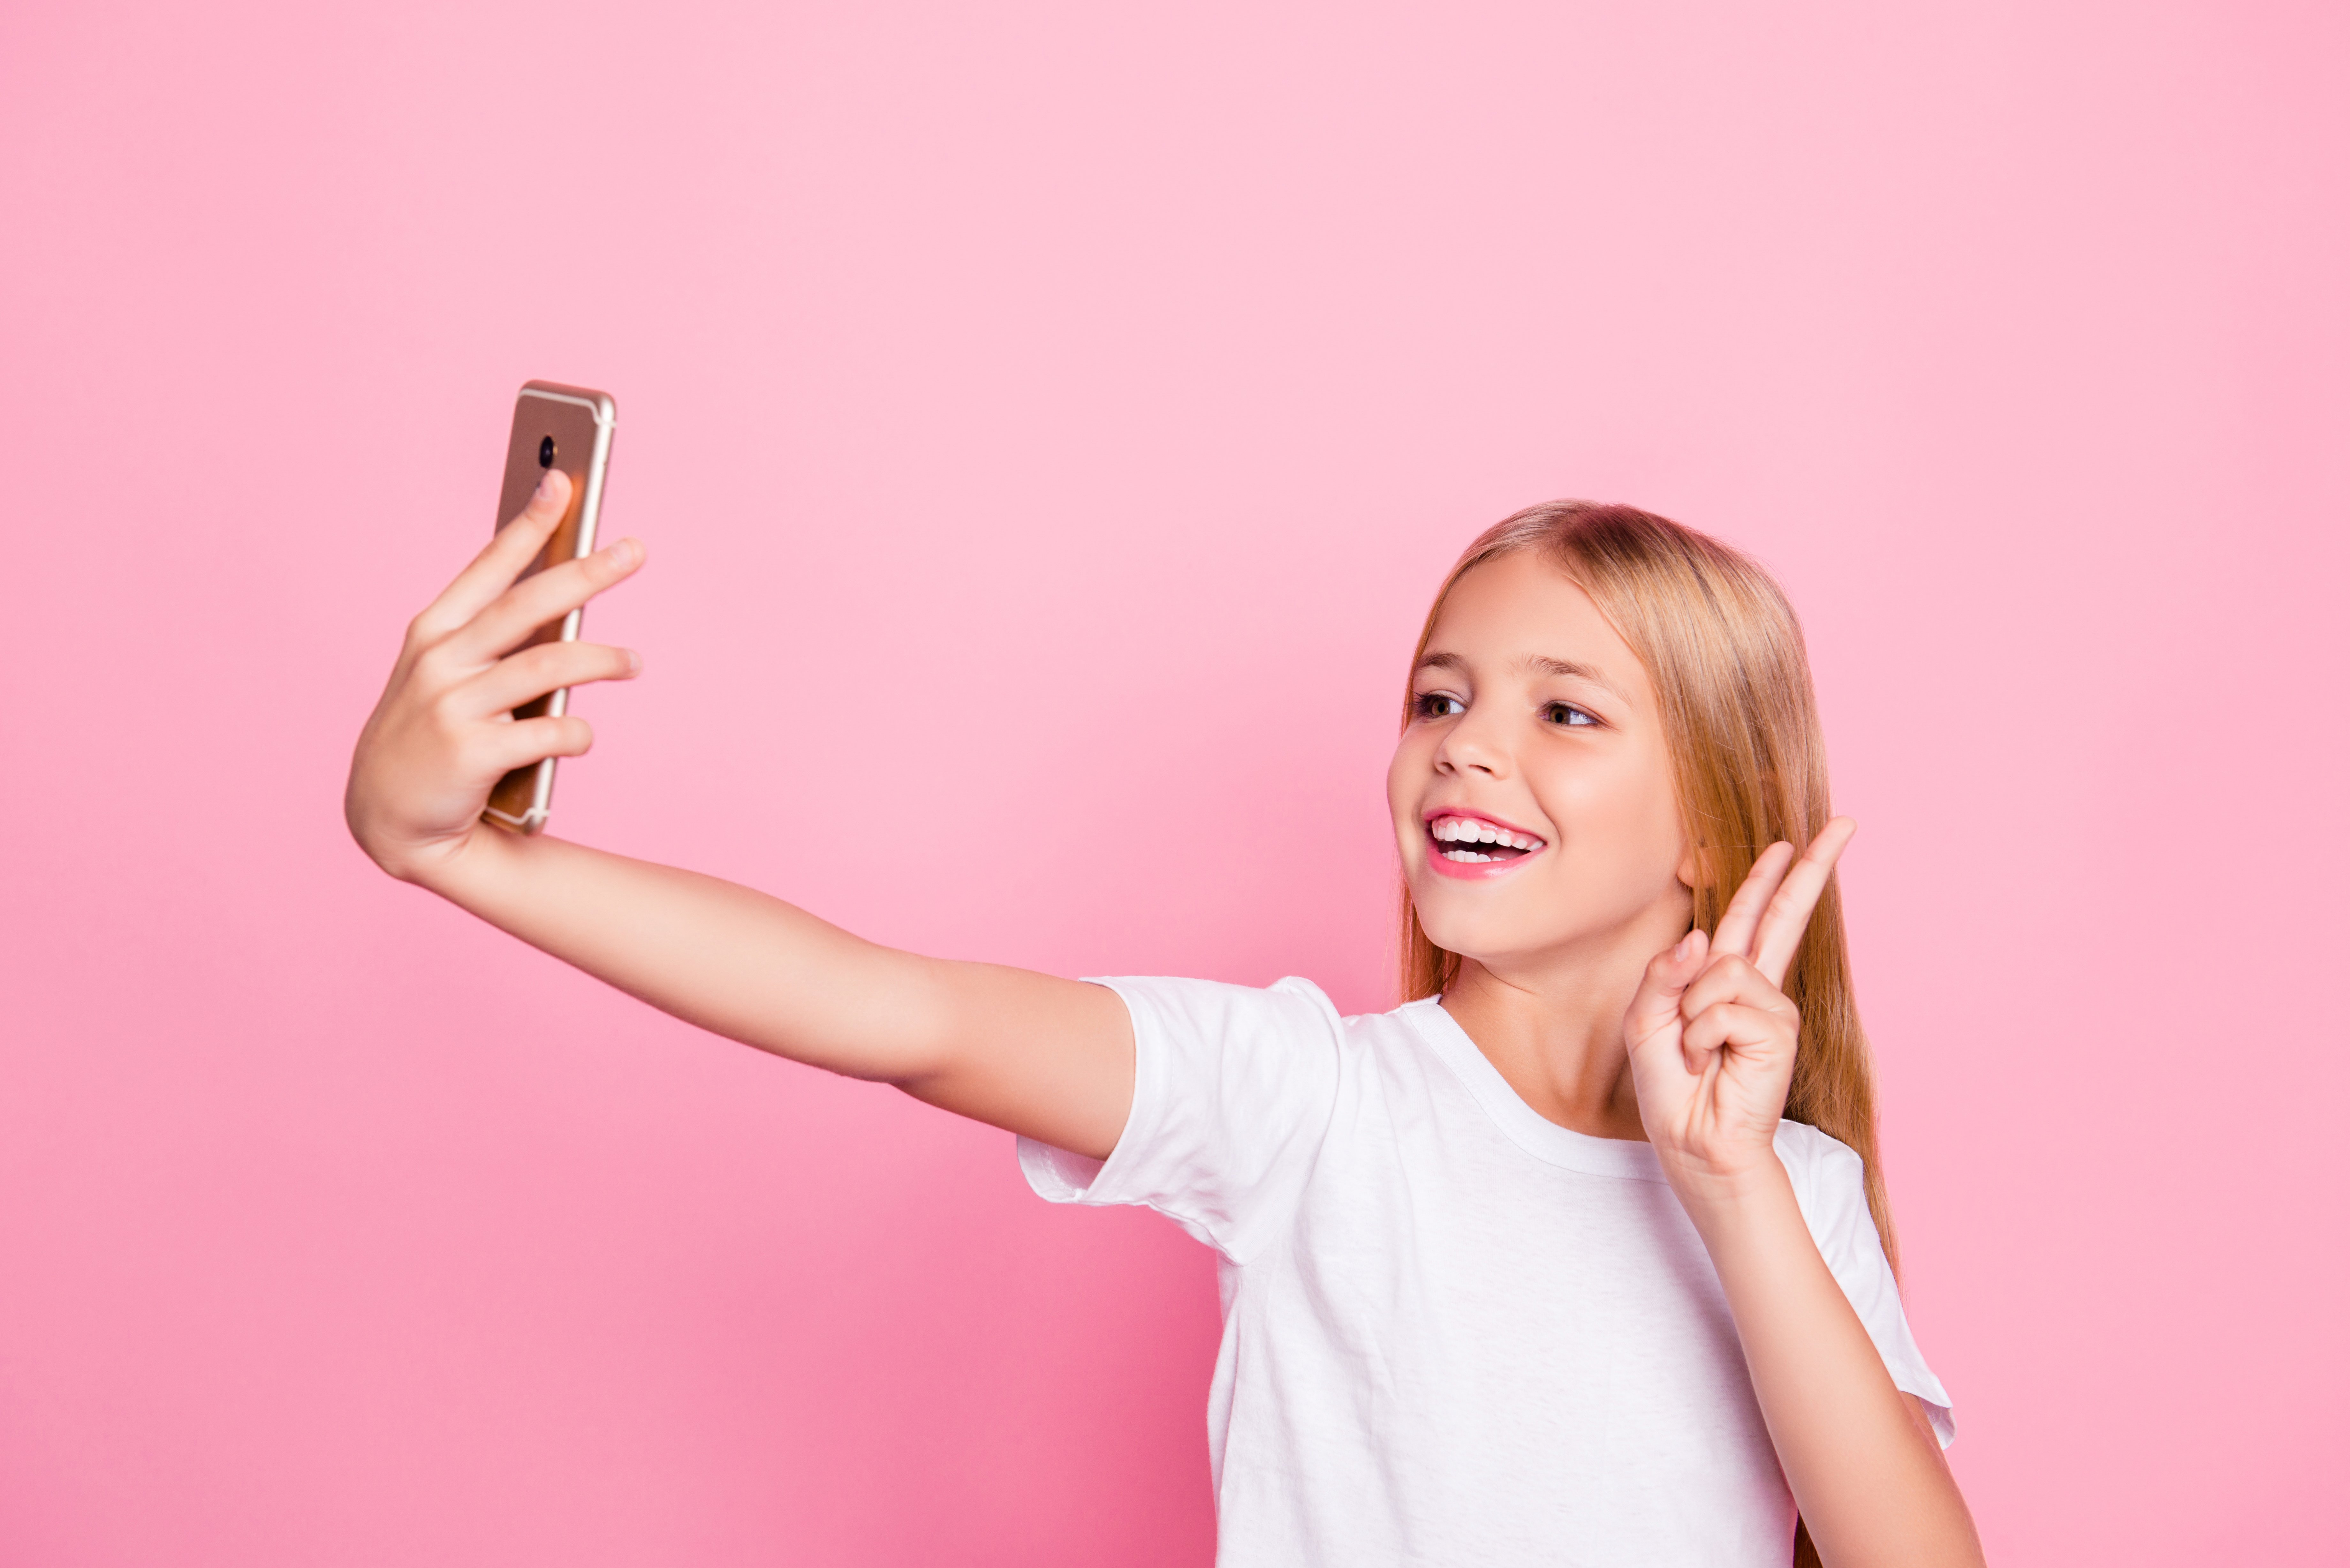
(1397, 500, 1898, 1277)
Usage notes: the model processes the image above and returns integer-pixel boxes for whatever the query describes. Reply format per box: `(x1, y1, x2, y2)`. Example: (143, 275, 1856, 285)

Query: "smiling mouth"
(1427, 815, 1546, 865)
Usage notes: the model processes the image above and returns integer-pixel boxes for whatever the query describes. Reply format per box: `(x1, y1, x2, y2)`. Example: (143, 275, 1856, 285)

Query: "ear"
(1676, 843, 1702, 892)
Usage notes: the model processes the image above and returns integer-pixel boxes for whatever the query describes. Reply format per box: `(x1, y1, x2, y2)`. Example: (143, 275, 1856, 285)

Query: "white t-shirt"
(1020, 976, 1952, 1568)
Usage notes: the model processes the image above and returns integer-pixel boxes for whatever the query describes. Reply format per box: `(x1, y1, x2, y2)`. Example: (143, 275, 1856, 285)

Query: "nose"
(1431, 706, 1511, 780)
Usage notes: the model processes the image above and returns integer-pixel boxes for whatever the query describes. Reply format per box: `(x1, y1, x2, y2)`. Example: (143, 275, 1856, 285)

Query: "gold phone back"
(483, 381, 616, 830)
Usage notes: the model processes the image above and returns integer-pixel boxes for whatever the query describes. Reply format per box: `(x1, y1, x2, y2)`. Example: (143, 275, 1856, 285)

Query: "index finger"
(1749, 817, 1857, 988)
(410, 467, 573, 644)
(1709, 840, 1796, 962)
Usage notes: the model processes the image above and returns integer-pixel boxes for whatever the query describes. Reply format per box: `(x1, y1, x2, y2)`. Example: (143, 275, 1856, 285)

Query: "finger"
(1709, 840, 1796, 961)
(1678, 952, 1797, 1025)
(1681, 1030, 1721, 1077)
(411, 468, 575, 645)
(1750, 817, 1857, 988)
(448, 535, 645, 662)
(1683, 1001, 1794, 1065)
(477, 713, 596, 777)
(457, 640, 641, 719)
(1625, 926, 1710, 1054)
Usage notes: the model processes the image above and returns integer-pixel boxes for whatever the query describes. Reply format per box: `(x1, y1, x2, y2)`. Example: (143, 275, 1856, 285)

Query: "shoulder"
(1771, 1119, 1869, 1234)
(1092, 974, 1347, 1046)
(1771, 1117, 1863, 1178)
(1087, 976, 1443, 1090)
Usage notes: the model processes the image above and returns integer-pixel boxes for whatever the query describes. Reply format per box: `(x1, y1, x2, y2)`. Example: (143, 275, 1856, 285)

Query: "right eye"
(1414, 692, 1465, 720)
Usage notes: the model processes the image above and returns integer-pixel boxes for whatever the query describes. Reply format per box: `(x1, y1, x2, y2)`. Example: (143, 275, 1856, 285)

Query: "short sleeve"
(1774, 1121, 1958, 1448)
(1017, 975, 1344, 1264)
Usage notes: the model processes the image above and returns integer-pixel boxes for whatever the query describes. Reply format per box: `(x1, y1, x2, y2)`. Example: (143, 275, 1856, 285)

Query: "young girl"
(347, 483, 1982, 1568)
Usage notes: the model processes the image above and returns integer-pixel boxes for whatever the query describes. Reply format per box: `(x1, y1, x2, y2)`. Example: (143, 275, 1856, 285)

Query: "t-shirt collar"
(1401, 997, 1669, 1182)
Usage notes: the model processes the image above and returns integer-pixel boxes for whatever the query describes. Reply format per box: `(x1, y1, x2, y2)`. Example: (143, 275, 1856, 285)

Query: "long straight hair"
(1397, 501, 1898, 1277)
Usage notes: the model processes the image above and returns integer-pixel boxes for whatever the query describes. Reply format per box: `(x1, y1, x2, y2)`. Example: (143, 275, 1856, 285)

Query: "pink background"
(3, 2, 2345, 1562)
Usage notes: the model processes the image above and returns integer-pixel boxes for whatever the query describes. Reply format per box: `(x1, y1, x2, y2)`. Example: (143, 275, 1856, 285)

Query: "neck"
(1439, 903, 1689, 1142)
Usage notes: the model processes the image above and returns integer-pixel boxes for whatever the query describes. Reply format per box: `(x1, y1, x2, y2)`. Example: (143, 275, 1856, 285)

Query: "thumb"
(1626, 926, 1709, 1052)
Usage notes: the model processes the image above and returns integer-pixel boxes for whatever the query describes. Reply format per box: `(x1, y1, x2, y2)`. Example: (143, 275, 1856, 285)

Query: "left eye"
(1544, 703, 1596, 727)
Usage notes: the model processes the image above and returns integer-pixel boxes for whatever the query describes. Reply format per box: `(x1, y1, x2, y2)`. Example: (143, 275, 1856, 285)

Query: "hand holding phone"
(345, 387, 641, 881)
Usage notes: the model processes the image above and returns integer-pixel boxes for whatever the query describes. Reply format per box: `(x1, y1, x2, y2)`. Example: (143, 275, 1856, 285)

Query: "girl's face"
(1388, 551, 1694, 974)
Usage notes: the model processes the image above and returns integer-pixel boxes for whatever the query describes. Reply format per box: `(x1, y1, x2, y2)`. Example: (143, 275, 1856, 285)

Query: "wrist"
(1658, 1153, 1799, 1247)
(361, 815, 509, 892)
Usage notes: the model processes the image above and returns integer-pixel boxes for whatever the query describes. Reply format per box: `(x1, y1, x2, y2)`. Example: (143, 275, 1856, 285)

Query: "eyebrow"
(1416, 650, 1628, 700)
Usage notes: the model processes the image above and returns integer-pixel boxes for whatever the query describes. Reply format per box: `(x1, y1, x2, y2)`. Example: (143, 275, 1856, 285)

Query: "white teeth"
(1429, 816, 1543, 853)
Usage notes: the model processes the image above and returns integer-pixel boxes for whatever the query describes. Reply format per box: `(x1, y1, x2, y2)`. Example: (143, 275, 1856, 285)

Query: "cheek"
(1533, 751, 1683, 880)
(1385, 734, 1429, 840)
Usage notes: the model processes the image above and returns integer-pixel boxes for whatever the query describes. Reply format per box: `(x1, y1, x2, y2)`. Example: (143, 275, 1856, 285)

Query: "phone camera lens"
(538, 436, 556, 468)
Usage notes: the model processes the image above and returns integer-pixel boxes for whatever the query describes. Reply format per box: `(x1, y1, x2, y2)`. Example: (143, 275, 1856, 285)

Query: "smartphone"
(481, 380, 618, 834)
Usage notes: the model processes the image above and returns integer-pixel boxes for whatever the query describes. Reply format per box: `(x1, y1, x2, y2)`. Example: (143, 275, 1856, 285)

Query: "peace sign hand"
(1623, 819, 1856, 1201)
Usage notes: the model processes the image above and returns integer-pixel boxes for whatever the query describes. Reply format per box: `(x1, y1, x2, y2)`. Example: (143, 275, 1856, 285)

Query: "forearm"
(1683, 1171, 1982, 1568)
(406, 825, 1132, 1153)
(414, 825, 941, 1072)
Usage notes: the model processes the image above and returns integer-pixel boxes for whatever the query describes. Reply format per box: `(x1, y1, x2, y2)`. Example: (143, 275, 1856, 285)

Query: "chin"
(1410, 892, 1530, 967)
(1412, 872, 1675, 969)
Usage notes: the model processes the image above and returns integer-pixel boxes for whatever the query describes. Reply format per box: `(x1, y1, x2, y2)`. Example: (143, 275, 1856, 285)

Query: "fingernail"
(625, 649, 642, 674)
(1675, 930, 1701, 961)
(603, 537, 639, 565)
(534, 469, 556, 501)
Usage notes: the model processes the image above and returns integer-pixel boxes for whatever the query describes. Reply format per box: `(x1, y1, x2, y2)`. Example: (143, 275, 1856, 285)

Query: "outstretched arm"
(346, 469, 1133, 1158)
(1623, 826, 1984, 1568)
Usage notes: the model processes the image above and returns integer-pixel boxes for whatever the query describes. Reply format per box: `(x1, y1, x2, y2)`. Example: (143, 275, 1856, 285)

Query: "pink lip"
(1419, 807, 1548, 881)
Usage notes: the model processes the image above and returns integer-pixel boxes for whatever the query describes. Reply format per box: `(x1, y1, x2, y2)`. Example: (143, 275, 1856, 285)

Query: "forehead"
(1425, 552, 1650, 693)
